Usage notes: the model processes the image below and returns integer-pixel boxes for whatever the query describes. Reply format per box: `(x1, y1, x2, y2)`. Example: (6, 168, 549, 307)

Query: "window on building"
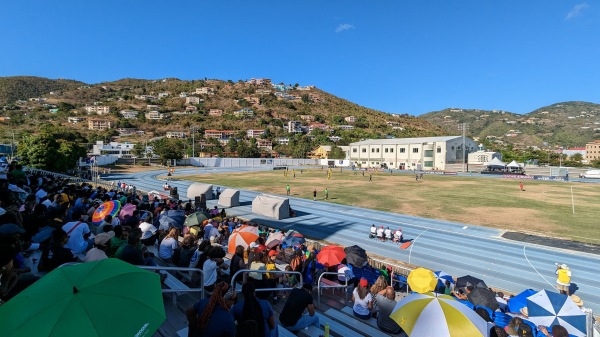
(390, 148, 394, 153)
(385, 148, 388, 153)
(399, 148, 406, 153)
(424, 150, 433, 157)
(451, 146, 455, 150)
(371, 148, 375, 153)
(353, 148, 357, 153)
(437, 147, 441, 153)
(412, 148, 419, 153)
(362, 148, 366, 153)
(424, 161, 433, 167)
(376, 148, 380, 153)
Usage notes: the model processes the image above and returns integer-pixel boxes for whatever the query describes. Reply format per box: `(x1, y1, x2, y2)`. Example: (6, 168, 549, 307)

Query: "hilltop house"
(88, 119, 113, 131)
(83, 106, 110, 115)
(120, 110, 139, 119)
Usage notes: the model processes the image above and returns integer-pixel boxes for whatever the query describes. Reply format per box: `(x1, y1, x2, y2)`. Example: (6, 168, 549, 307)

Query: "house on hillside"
(209, 109, 223, 117)
(204, 130, 235, 139)
(83, 106, 110, 115)
(287, 121, 303, 134)
(166, 131, 187, 139)
(120, 110, 139, 119)
(309, 145, 349, 159)
(68, 117, 86, 124)
(195, 87, 215, 95)
(186, 96, 202, 105)
(145, 111, 168, 120)
(88, 119, 112, 130)
(344, 116, 356, 123)
(247, 129, 265, 138)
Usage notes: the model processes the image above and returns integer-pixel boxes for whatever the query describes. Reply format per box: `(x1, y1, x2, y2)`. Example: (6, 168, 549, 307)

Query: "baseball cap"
(94, 231, 115, 245)
(359, 277, 368, 288)
(268, 250, 278, 257)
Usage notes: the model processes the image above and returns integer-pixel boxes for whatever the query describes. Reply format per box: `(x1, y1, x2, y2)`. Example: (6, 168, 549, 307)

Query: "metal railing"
(317, 272, 348, 307)
(230, 269, 303, 293)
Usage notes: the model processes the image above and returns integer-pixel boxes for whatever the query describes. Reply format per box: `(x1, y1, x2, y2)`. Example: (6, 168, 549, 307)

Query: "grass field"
(177, 168, 600, 244)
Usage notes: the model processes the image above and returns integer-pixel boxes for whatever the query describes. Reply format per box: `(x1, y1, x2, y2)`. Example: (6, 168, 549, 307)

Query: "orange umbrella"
(227, 225, 259, 254)
(316, 245, 346, 267)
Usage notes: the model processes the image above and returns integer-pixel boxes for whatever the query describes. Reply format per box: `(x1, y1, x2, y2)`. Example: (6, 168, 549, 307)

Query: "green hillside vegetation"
(420, 101, 600, 148)
(0, 76, 84, 105)
(0, 77, 445, 157)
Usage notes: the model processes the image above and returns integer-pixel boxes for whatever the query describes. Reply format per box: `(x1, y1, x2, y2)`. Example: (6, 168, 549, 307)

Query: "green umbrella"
(183, 211, 209, 227)
(0, 259, 166, 337)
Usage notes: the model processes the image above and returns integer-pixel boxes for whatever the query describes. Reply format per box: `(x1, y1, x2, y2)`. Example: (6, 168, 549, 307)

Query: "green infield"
(177, 168, 600, 244)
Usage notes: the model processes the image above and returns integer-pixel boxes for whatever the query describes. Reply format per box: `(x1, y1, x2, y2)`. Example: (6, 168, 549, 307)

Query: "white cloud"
(565, 3, 589, 20)
(335, 23, 355, 33)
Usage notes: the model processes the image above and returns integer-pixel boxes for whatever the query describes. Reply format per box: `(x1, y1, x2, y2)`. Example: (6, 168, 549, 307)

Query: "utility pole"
(11, 132, 15, 159)
(191, 127, 196, 159)
(458, 123, 468, 172)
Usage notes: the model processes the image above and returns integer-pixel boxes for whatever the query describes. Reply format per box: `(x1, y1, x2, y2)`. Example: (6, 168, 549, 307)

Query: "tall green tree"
(151, 138, 184, 164)
(18, 125, 87, 172)
(329, 145, 347, 159)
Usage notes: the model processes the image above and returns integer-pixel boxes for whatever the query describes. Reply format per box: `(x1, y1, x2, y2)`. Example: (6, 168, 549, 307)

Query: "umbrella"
(456, 275, 487, 289)
(91, 200, 121, 225)
(390, 292, 488, 337)
(316, 245, 346, 267)
(158, 209, 186, 230)
(468, 287, 499, 311)
(0, 259, 165, 337)
(507, 289, 537, 313)
(434, 270, 454, 289)
(407, 268, 438, 294)
(283, 235, 306, 247)
(183, 211, 209, 227)
(526, 290, 586, 337)
(119, 203, 137, 221)
(265, 231, 285, 249)
(228, 225, 259, 254)
(344, 245, 368, 267)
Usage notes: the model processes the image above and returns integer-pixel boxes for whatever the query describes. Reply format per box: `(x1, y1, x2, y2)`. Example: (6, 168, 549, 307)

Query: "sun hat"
(519, 307, 528, 317)
(359, 277, 368, 288)
(94, 231, 115, 245)
(560, 263, 569, 270)
(570, 294, 584, 307)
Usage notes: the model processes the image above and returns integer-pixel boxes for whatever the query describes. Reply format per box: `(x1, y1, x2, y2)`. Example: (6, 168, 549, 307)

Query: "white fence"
(180, 157, 318, 168)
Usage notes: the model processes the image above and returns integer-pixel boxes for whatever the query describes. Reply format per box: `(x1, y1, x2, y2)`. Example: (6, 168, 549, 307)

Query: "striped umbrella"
(227, 225, 259, 254)
(390, 292, 488, 337)
(434, 270, 454, 289)
(92, 201, 121, 225)
(265, 231, 285, 248)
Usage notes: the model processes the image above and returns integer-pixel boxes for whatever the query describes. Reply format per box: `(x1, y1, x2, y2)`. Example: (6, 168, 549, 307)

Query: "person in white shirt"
(369, 224, 377, 238)
(62, 211, 92, 254)
(393, 228, 403, 243)
(376, 226, 385, 241)
(352, 278, 373, 320)
(384, 227, 392, 241)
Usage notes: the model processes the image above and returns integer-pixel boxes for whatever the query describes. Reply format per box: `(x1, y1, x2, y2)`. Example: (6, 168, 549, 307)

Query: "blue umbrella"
(434, 270, 454, 289)
(283, 235, 305, 247)
(526, 290, 586, 337)
(507, 289, 537, 313)
(158, 210, 186, 229)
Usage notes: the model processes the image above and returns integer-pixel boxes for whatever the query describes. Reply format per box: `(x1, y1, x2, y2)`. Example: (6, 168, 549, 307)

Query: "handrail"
(317, 271, 348, 307)
(230, 269, 303, 293)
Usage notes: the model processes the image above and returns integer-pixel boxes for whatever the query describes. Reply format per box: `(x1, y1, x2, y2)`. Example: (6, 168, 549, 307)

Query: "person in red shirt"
(255, 237, 267, 253)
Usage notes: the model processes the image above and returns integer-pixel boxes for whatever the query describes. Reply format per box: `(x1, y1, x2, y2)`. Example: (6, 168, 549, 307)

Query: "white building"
(186, 96, 202, 105)
(349, 136, 478, 170)
(247, 129, 265, 138)
(166, 131, 187, 139)
(83, 105, 110, 115)
(91, 141, 135, 158)
(120, 110, 139, 119)
(287, 121, 303, 134)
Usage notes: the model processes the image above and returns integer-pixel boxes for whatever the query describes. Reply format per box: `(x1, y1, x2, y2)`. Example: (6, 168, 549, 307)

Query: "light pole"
(458, 123, 468, 172)
(190, 127, 197, 160)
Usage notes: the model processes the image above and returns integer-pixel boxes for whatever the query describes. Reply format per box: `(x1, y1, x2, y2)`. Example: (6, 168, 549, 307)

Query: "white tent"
(487, 157, 506, 167)
(252, 194, 289, 220)
(218, 189, 240, 207)
(507, 160, 521, 168)
(187, 183, 214, 200)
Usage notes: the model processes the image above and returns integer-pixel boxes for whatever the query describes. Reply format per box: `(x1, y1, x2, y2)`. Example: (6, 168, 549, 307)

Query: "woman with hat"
(352, 277, 373, 320)
(555, 264, 572, 295)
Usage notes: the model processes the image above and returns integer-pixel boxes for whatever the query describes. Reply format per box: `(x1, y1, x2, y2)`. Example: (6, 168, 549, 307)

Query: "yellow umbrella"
(407, 267, 438, 293)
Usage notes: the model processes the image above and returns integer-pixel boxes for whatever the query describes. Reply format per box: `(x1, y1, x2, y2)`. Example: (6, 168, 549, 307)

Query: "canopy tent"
(506, 160, 521, 168)
(218, 189, 240, 207)
(186, 183, 214, 200)
(487, 157, 506, 168)
(251, 194, 290, 220)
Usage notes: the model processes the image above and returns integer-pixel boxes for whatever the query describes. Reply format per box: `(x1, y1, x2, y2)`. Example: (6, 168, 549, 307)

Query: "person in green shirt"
(286, 184, 290, 196)
(324, 188, 329, 200)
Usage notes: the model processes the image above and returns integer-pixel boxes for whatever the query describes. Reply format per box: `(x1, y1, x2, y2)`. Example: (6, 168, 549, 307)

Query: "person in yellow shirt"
(555, 263, 572, 295)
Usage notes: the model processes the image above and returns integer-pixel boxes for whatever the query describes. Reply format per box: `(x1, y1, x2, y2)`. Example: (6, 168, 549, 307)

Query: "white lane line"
(408, 228, 429, 265)
(523, 246, 557, 290)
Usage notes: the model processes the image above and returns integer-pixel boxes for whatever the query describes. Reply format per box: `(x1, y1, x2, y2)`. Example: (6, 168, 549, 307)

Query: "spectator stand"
(317, 272, 348, 307)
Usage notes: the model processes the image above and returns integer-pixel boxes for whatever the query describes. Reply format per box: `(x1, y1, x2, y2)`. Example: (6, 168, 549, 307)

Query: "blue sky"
(1, 1, 599, 115)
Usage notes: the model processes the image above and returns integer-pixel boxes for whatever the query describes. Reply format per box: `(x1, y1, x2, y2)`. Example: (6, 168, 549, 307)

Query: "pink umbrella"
(265, 232, 285, 249)
(119, 203, 137, 220)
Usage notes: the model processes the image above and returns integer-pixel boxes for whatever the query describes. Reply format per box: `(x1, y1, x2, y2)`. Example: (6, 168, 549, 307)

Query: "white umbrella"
(526, 290, 586, 337)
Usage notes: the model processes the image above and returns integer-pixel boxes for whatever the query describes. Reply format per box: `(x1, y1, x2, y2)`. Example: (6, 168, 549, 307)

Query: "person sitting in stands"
(505, 317, 523, 336)
(84, 231, 114, 262)
(539, 325, 569, 337)
(454, 288, 468, 300)
(203, 246, 228, 292)
(279, 283, 319, 332)
(38, 229, 77, 272)
(338, 258, 359, 291)
(159, 227, 180, 263)
(376, 226, 385, 241)
(369, 224, 377, 239)
(375, 286, 402, 334)
(186, 282, 236, 337)
(352, 278, 373, 320)
(370, 276, 388, 318)
(231, 282, 278, 337)
(118, 230, 154, 266)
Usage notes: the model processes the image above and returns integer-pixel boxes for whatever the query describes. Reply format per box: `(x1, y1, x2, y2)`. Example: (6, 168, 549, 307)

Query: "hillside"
(0, 77, 445, 152)
(420, 101, 600, 148)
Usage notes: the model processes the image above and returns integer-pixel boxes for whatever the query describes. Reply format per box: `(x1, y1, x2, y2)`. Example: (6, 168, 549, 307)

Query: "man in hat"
(279, 283, 319, 332)
(555, 263, 572, 295)
(84, 231, 115, 262)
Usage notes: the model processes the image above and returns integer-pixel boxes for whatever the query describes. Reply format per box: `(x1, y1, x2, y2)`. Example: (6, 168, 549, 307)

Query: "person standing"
(369, 174, 372, 182)
(324, 188, 329, 200)
(286, 184, 290, 196)
(519, 182, 524, 191)
(279, 284, 319, 332)
(556, 263, 571, 295)
(313, 189, 317, 201)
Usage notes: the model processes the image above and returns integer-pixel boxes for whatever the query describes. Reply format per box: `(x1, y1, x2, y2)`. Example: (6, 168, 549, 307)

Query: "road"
(106, 167, 600, 313)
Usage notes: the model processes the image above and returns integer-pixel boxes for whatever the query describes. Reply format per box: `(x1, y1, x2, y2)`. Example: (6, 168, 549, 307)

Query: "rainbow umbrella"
(92, 200, 121, 225)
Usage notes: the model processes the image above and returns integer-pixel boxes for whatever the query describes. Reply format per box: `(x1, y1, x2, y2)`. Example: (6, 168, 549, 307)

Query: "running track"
(107, 167, 600, 313)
